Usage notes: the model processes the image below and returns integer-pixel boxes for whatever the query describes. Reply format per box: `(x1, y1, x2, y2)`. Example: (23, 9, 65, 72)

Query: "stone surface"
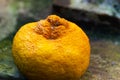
(0, 38, 25, 80)
(54, 0, 120, 18)
(70, 0, 120, 18)
(0, 0, 17, 41)
(53, 0, 120, 35)
(12, 0, 52, 20)
(0, 0, 53, 41)
(80, 40, 120, 80)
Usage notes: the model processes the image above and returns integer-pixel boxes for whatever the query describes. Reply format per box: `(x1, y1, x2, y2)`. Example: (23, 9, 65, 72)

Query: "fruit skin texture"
(12, 15, 90, 80)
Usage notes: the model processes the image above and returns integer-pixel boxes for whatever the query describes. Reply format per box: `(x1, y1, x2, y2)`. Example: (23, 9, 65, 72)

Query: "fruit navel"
(34, 15, 68, 39)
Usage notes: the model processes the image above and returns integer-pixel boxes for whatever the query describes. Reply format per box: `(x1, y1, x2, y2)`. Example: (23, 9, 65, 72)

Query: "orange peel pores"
(12, 15, 91, 80)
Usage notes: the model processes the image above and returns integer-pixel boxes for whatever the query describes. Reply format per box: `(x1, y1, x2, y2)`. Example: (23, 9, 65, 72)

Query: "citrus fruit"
(12, 15, 90, 80)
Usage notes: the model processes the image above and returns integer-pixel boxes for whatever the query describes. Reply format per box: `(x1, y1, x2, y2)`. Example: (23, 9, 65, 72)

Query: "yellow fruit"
(12, 15, 90, 80)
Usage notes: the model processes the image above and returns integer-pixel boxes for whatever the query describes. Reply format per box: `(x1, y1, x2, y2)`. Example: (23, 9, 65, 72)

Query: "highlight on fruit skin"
(12, 15, 91, 80)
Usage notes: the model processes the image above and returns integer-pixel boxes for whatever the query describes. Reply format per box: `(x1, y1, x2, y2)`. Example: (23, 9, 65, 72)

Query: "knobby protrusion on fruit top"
(34, 15, 69, 39)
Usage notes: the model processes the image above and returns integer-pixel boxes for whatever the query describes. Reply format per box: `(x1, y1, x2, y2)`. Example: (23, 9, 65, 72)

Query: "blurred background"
(0, 0, 120, 80)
